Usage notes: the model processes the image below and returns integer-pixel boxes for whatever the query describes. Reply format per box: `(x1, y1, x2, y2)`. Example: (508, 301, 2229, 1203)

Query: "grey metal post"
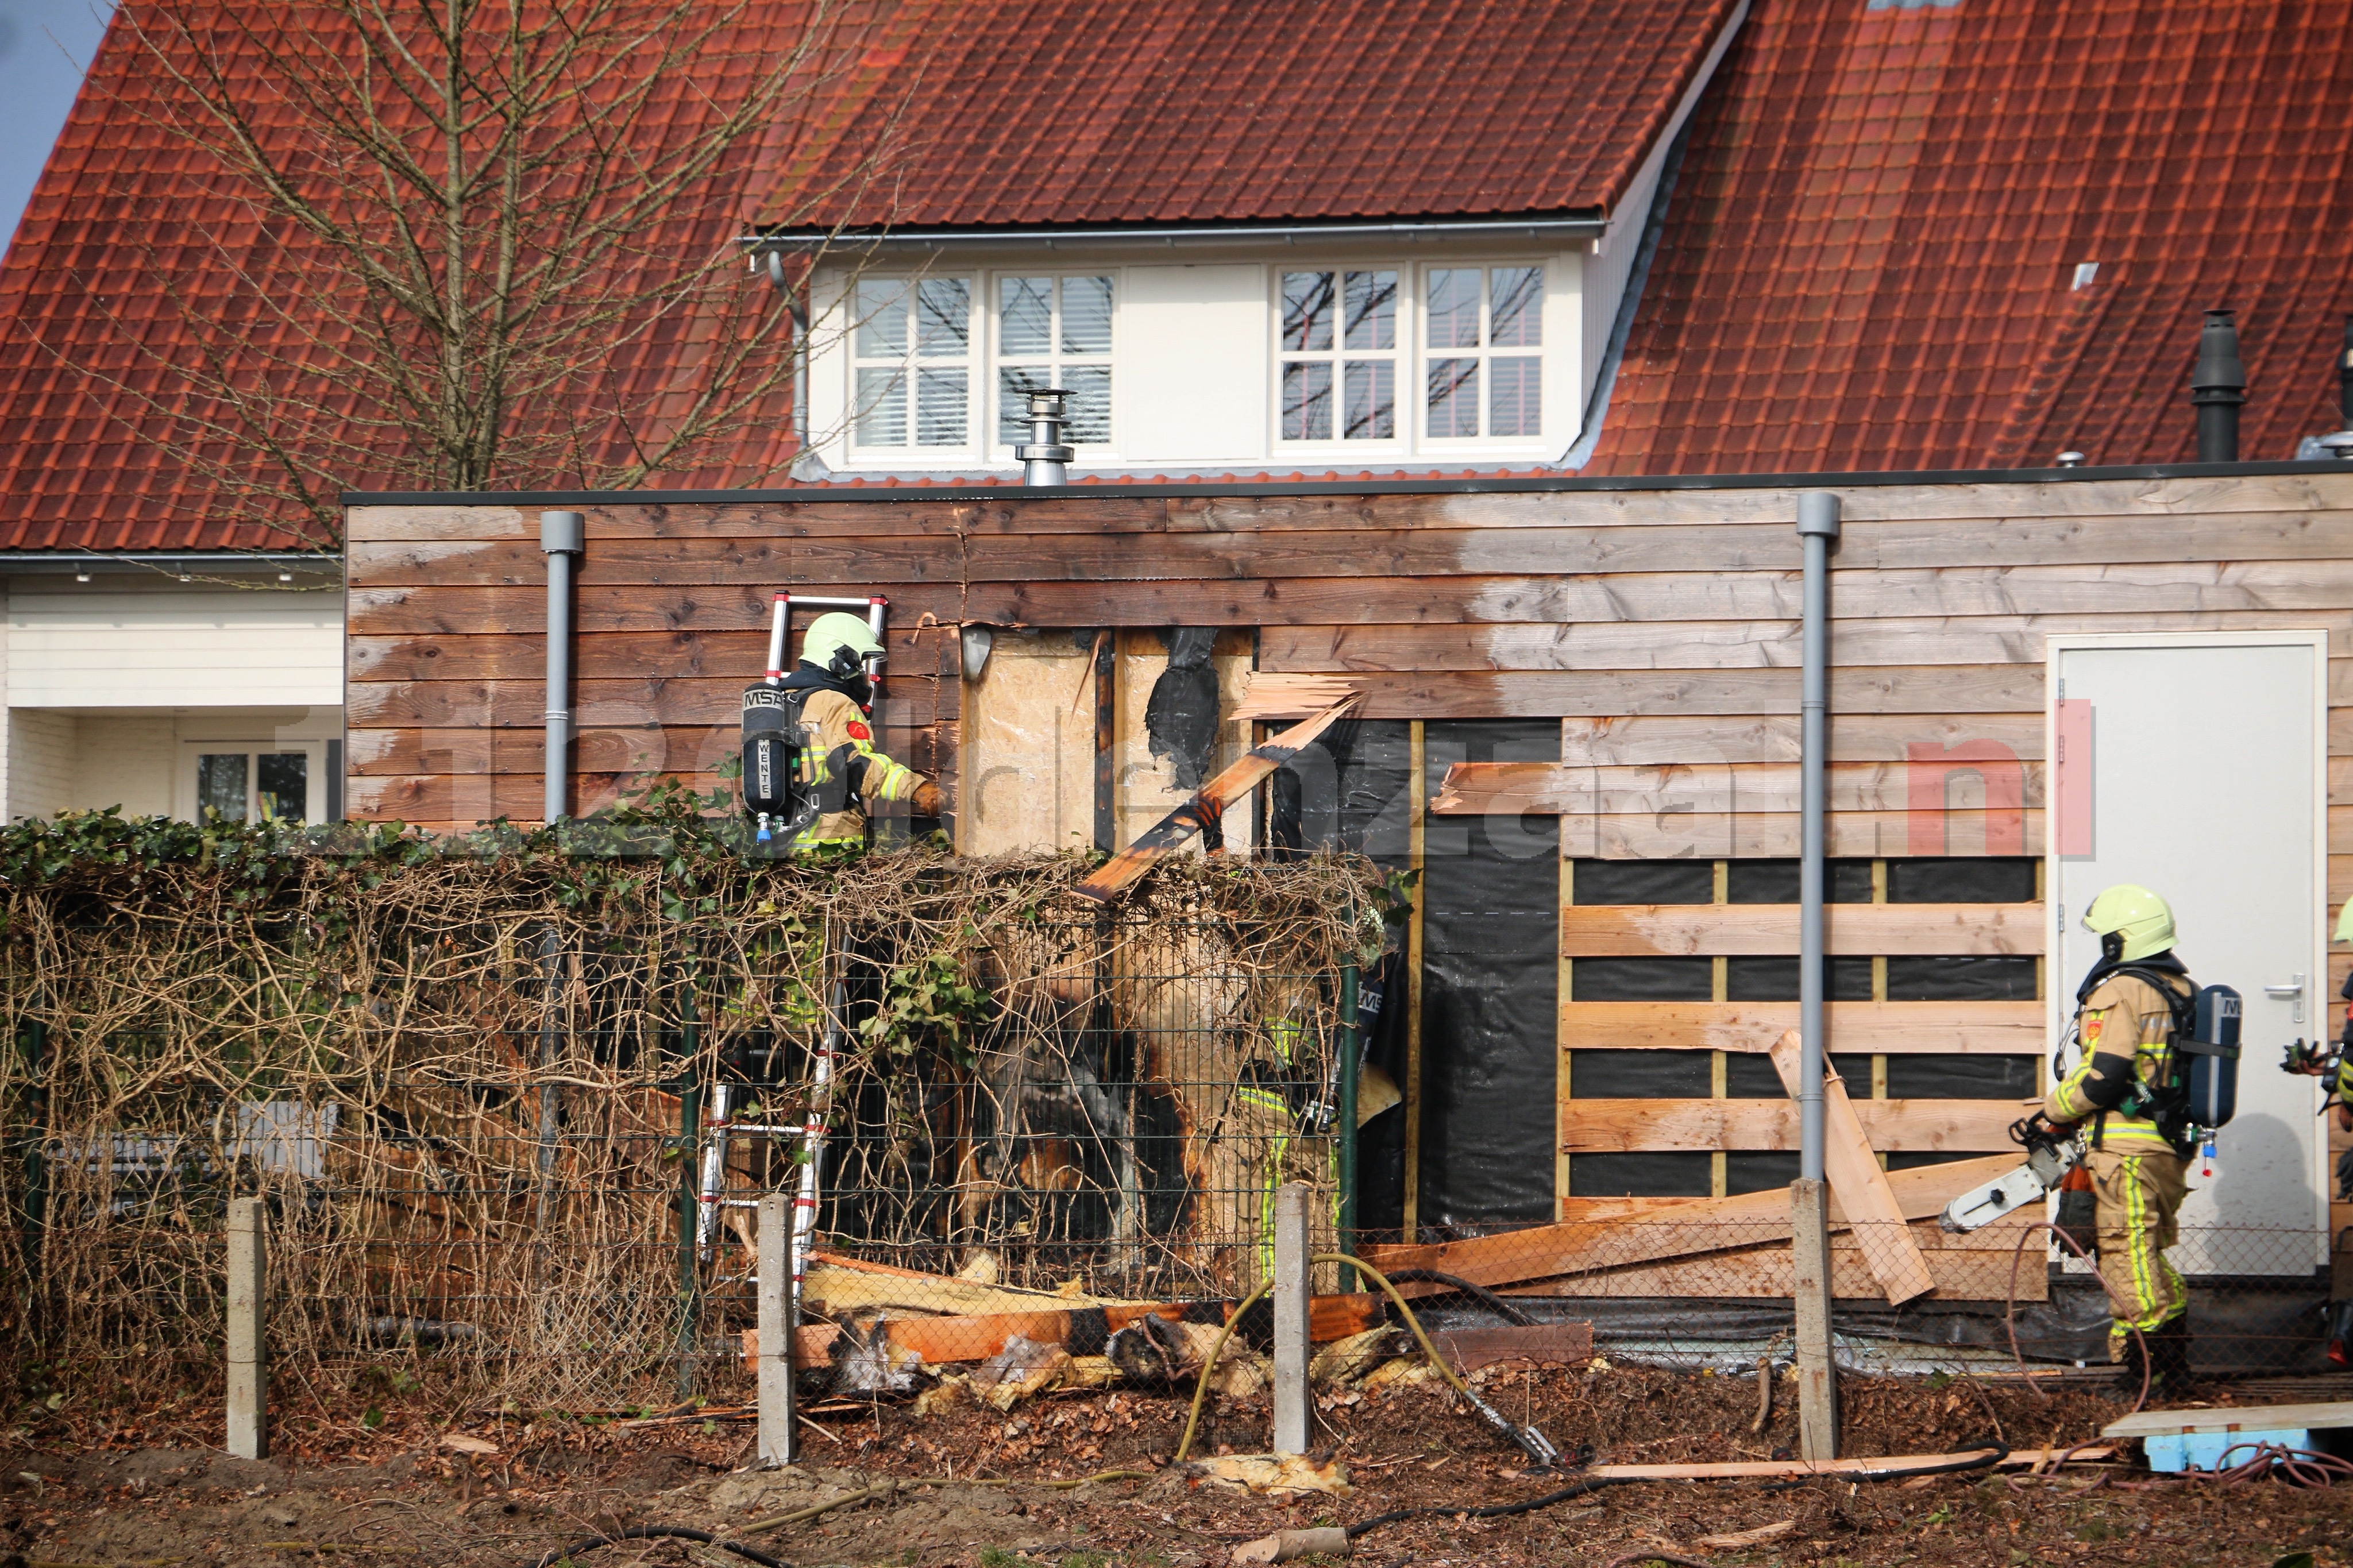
(1272, 1182, 1311, 1455)
(1795, 493, 1840, 1184)
(1789, 1177, 1838, 1460)
(757, 1192, 793, 1466)
(539, 511, 585, 824)
(225, 1197, 267, 1460)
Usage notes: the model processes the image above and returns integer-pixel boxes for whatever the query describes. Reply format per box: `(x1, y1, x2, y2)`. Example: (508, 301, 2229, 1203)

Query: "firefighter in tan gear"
(2042, 885, 2196, 1389)
(778, 612, 942, 853)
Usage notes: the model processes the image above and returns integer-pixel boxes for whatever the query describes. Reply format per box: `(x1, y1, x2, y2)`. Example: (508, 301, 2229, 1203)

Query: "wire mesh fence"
(0, 820, 1375, 1415)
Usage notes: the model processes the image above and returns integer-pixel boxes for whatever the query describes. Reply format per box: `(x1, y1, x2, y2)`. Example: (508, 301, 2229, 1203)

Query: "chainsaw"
(1938, 1112, 2083, 1233)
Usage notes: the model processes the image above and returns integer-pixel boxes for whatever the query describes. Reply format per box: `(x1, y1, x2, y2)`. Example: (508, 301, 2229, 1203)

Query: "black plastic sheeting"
(1144, 628, 1221, 790)
(1422, 1277, 2336, 1374)
(1267, 718, 1414, 860)
(1417, 720, 1560, 1231)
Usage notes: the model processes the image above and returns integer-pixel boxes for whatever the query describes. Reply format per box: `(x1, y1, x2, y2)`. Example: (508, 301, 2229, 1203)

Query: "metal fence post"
(1336, 961, 1360, 1253)
(1790, 1177, 1838, 1461)
(1272, 1181, 1311, 1455)
(758, 1192, 792, 1466)
(226, 1197, 267, 1460)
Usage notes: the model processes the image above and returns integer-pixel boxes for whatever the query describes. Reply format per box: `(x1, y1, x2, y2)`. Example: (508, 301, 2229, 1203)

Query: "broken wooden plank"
(745, 1292, 1387, 1370)
(1768, 1030, 1937, 1306)
(1497, 1211, 2047, 1302)
(1428, 1322, 1595, 1372)
(1587, 1446, 2108, 1481)
(1559, 1097, 2023, 1154)
(1360, 1153, 2016, 1290)
(1558, 1001, 2044, 1055)
(1559, 902, 2043, 957)
(1074, 698, 1359, 901)
(1230, 673, 1364, 721)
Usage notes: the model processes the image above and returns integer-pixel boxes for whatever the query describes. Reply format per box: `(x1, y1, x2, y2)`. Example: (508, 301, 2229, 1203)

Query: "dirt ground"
(6, 1366, 2351, 1568)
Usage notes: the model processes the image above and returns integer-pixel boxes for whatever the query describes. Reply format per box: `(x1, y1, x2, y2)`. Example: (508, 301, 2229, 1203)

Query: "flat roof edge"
(343, 460, 2352, 508)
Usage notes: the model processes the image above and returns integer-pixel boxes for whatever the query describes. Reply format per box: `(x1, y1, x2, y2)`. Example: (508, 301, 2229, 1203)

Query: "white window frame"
(846, 274, 979, 459)
(989, 271, 1118, 457)
(1418, 261, 1549, 449)
(1271, 267, 1407, 453)
(178, 740, 329, 825)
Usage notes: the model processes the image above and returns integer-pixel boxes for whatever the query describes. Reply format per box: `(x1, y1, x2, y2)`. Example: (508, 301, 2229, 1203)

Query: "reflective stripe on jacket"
(2045, 970, 2191, 1155)
(785, 687, 920, 852)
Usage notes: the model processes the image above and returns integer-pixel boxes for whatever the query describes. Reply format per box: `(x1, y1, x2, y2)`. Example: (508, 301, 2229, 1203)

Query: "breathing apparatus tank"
(740, 685, 807, 844)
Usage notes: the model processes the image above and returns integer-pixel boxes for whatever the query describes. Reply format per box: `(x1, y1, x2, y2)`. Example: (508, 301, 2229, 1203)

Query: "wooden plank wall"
(345, 474, 2353, 1231)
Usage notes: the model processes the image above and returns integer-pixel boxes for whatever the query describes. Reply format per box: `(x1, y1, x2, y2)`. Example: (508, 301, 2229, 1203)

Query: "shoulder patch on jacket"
(847, 720, 871, 741)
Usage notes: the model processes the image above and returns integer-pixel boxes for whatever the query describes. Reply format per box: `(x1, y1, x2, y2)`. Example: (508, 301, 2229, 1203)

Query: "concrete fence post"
(1789, 1177, 1838, 1461)
(758, 1192, 793, 1467)
(1272, 1181, 1311, 1456)
(226, 1196, 267, 1460)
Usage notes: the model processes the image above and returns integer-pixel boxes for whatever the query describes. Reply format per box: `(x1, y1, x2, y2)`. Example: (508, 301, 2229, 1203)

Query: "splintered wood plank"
(1559, 1098, 2023, 1154)
(1557, 903, 2043, 957)
(1359, 1154, 2015, 1290)
(1435, 760, 2046, 816)
(1556, 809, 2047, 859)
(1495, 1212, 2046, 1302)
(1561, 713, 2048, 766)
(1768, 1030, 1937, 1306)
(1557, 1001, 2045, 1055)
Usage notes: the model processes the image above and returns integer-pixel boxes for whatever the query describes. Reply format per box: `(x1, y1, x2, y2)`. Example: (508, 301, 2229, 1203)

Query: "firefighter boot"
(2115, 1327, 2151, 1395)
(2145, 1314, 2193, 1391)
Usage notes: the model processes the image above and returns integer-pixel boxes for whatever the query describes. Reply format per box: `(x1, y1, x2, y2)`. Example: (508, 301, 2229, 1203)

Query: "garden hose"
(1170, 1252, 1563, 1470)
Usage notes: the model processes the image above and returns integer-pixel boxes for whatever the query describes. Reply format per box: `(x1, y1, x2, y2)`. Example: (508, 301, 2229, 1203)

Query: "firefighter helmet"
(800, 612, 885, 682)
(2083, 885, 2176, 963)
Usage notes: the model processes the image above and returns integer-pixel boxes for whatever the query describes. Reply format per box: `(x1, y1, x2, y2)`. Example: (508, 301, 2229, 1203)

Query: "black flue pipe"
(2191, 308, 2246, 462)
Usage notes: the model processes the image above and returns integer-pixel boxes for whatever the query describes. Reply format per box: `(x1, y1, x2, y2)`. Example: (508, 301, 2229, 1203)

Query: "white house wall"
(7, 581, 343, 709)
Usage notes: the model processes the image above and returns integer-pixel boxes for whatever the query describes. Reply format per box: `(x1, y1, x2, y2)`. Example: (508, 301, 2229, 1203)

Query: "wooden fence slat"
(1558, 902, 2044, 957)
(1556, 809, 2047, 858)
(1767, 1030, 1939, 1304)
(1561, 713, 2050, 765)
(1557, 1001, 2045, 1054)
(1437, 760, 2046, 816)
(1559, 1097, 2022, 1153)
(350, 627, 969, 684)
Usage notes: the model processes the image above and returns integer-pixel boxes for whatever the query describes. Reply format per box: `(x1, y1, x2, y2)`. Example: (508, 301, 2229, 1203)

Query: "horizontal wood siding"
(346, 473, 2353, 847)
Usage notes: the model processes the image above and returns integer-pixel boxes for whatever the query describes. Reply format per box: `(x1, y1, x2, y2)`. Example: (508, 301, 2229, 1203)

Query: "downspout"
(1796, 492, 1841, 1179)
(541, 510, 584, 824)
(766, 252, 812, 469)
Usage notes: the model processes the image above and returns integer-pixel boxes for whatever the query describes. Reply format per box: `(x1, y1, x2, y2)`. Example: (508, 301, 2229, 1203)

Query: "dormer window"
(1424, 265, 1542, 441)
(851, 277, 973, 449)
(995, 274, 1114, 449)
(1279, 270, 1399, 441)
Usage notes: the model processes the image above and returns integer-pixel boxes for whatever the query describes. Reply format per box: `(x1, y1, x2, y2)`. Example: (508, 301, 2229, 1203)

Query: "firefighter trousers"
(2086, 1147, 2190, 1361)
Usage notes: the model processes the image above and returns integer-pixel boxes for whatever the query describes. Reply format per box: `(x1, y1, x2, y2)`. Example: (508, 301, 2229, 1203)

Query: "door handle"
(2266, 974, 2306, 1025)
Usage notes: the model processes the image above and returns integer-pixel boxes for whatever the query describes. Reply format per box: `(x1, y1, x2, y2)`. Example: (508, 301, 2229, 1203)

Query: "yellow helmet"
(800, 612, 885, 681)
(2083, 884, 2175, 963)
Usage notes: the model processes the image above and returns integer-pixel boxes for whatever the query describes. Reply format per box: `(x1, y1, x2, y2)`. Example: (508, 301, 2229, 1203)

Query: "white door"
(2049, 632, 2329, 1273)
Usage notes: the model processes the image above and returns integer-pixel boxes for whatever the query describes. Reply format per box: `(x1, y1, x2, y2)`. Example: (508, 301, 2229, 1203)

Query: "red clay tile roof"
(1583, 0, 2353, 474)
(757, 0, 1742, 231)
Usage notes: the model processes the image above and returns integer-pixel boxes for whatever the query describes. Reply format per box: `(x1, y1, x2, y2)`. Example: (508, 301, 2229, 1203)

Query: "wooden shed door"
(2048, 632, 2329, 1268)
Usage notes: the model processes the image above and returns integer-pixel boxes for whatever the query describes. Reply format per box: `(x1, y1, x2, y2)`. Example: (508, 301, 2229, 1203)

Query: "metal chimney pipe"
(1017, 388, 1074, 485)
(2191, 308, 2246, 462)
(1796, 492, 1841, 1185)
(540, 510, 585, 823)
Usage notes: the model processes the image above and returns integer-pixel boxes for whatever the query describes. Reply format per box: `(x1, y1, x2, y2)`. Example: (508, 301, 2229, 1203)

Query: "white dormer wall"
(801, 238, 1601, 478)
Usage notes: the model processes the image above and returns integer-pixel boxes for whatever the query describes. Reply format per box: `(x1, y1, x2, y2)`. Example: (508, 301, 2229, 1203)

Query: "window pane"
(1343, 271, 1396, 351)
(1490, 265, 1542, 347)
(1062, 275, 1113, 354)
(998, 365, 1050, 445)
(198, 753, 248, 824)
(1426, 357, 1479, 438)
(1490, 356, 1541, 437)
(915, 368, 967, 445)
(856, 366, 907, 445)
(1343, 360, 1394, 439)
(916, 277, 969, 357)
(1281, 360, 1333, 441)
(1000, 276, 1051, 357)
(1426, 268, 1481, 349)
(256, 752, 307, 822)
(854, 280, 907, 358)
(1280, 272, 1334, 352)
(1062, 364, 1111, 444)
